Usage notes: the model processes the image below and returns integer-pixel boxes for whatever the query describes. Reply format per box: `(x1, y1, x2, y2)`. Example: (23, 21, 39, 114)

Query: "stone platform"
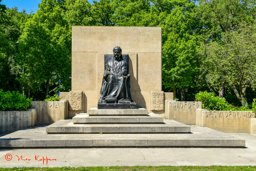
(47, 108, 190, 134)
(46, 119, 191, 134)
(0, 108, 246, 148)
(88, 108, 148, 115)
(0, 122, 245, 148)
(72, 113, 164, 124)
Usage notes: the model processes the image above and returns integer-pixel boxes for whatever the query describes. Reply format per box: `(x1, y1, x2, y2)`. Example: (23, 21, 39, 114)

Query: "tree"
(110, 0, 151, 26)
(18, 0, 71, 97)
(0, 1, 29, 92)
(198, 0, 256, 97)
(202, 23, 256, 107)
(161, 0, 201, 99)
(64, 0, 95, 28)
(92, 0, 114, 26)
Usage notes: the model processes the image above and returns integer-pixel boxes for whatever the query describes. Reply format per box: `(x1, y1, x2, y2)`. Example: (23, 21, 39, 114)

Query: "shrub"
(195, 91, 231, 111)
(44, 94, 60, 101)
(0, 89, 32, 111)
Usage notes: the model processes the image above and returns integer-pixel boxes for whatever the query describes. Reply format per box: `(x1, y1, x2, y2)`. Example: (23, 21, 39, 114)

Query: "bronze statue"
(98, 46, 137, 109)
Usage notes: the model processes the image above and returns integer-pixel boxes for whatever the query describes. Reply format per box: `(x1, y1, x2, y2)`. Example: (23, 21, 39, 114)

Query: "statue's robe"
(99, 56, 130, 103)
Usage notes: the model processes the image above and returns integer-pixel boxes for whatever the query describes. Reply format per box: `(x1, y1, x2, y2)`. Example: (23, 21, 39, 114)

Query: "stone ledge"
(88, 108, 148, 115)
(72, 113, 164, 124)
(46, 120, 191, 134)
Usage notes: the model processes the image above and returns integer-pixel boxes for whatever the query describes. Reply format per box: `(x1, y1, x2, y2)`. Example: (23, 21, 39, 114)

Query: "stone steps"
(0, 124, 245, 148)
(46, 120, 191, 134)
(0, 108, 245, 148)
(72, 113, 164, 124)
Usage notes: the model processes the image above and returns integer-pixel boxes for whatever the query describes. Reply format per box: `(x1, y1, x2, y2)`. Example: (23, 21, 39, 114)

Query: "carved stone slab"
(171, 101, 202, 110)
(150, 91, 164, 110)
(204, 110, 255, 119)
(69, 91, 83, 111)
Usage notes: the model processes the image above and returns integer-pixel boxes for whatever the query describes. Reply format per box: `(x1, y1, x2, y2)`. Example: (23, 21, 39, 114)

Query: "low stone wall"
(164, 100, 202, 125)
(196, 109, 255, 133)
(0, 109, 36, 134)
(251, 118, 256, 134)
(31, 100, 68, 125)
(165, 100, 256, 134)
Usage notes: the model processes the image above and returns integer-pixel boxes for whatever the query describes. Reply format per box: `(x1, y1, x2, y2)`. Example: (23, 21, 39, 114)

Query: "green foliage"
(160, 0, 201, 97)
(198, 0, 256, 39)
(196, 91, 256, 113)
(201, 23, 256, 107)
(18, 0, 71, 97)
(195, 91, 231, 110)
(44, 94, 60, 101)
(0, 3, 30, 92)
(2, 0, 256, 108)
(252, 98, 256, 114)
(65, 0, 95, 27)
(0, 89, 32, 111)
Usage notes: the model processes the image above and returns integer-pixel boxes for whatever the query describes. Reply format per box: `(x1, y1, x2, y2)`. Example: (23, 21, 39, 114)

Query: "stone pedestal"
(46, 108, 190, 134)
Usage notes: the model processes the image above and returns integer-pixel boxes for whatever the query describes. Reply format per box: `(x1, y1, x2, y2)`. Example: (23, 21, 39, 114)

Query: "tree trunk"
(232, 85, 248, 107)
(241, 94, 248, 107)
(181, 87, 186, 101)
(46, 79, 50, 97)
(28, 89, 30, 98)
(173, 86, 176, 100)
(219, 85, 224, 98)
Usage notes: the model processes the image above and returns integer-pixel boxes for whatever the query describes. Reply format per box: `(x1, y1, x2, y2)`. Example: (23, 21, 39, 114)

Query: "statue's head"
(113, 46, 122, 60)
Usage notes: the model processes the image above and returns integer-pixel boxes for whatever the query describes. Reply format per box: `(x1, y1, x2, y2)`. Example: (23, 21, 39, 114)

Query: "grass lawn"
(0, 166, 256, 171)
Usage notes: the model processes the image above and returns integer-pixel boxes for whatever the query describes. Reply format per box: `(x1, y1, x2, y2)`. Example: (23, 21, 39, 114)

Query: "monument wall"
(72, 26, 162, 114)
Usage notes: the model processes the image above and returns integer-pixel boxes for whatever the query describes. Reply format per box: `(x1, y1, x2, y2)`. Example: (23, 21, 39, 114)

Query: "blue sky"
(1, 0, 95, 13)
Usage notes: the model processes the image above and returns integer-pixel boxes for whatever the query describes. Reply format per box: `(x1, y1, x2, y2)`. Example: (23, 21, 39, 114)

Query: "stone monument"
(58, 27, 177, 118)
(98, 46, 137, 109)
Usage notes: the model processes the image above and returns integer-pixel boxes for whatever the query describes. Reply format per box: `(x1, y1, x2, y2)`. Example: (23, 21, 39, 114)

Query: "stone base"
(88, 108, 148, 116)
(46, 120, 191, 134)
(72, 113, 164, 124)
(98, 103, 138, 109)
(0, 122, 246, 148)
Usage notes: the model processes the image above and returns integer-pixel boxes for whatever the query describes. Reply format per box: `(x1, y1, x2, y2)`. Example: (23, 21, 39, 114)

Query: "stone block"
(251, 118, 256, 134)
(59, 92, 69, 100)
(129, 53, 139, 91)
(72, 26, 162, 53)
(84, 90, 97, 111)
(196, 109, 255, 133)
(166, 101, 202, 125)
(134, 90, 150, 110)
(96, 52, 105, 93)
(69, 91, 83, 111)
(72, 52, 97, 91)
(72, 113, 163, 124)
(150, 91, 164, 111)
(46, 120, 190, 134)
(137, 53, 162, 91)
(32, 101, 69, 125)
(88, 108, 148, 115)
(165, 92, 173, 100)
(68, 110, 84, 119)
(0, 109, 37, 134)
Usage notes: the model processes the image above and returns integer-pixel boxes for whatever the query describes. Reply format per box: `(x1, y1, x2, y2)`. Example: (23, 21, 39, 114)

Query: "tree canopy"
(1, 0, 256, 106)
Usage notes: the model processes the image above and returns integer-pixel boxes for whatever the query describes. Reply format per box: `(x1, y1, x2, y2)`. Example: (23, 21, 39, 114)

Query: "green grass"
(0, 166, 256, 171)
